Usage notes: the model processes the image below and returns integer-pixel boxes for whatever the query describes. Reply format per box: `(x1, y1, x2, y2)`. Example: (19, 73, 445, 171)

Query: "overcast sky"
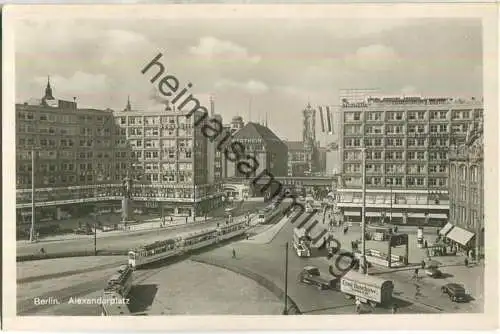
(15, 18, 482, 142)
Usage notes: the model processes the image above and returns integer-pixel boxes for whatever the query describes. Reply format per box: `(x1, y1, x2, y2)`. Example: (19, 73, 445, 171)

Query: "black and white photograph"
(2, 4, 498, 331)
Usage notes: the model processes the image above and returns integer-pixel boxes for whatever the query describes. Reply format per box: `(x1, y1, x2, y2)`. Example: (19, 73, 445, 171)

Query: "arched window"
(460, 165, 467, 181)
(470, 166, 478, 183)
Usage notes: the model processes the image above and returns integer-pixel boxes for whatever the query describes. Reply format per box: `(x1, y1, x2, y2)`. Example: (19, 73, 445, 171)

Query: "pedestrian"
(424, 240, 428, 248)
(413, 268, 419, 280)
(185, 216, 188, 224)
(394, 226, 398, 233)
(391, 304, 398, 314)
(464, 258, 469, 267)
(170, 216, 173, 223)
(421, 260, 426, 269)
(232, 248, 236, 258)
(40, 247, 45, 255)
(355, 298, 361, 314)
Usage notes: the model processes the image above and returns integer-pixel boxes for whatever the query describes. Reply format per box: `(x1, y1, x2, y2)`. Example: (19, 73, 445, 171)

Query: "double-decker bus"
(293, 227, 311, 257)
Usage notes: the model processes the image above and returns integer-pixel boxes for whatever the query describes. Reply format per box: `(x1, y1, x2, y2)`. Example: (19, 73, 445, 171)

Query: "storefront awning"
(366, 212, 381, 217)
(344, 211, 361, 217)
(439, 222, 454, 236)
(446, 226, 475, 246)
(429, 213, 448, 219)
(408, 213, 427, 218)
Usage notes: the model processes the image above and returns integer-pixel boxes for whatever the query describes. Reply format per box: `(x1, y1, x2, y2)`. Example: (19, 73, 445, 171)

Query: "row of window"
(343, 150, 448, 161)
(450, 205, 481, 229)
(116, 116, 192, 126)
(347, 124, 471, 136)
(344, 176, 448, 187)
(16, 172, 198, 187)
(344, 109, 483, 122)
(449, 164, 481, 184)
(343, 163, 447, 174)
(344, 137, 450, 148)
(17, 111, 112, 124)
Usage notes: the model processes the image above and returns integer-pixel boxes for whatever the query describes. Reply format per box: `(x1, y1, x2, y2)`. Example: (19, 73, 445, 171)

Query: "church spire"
(124, 95, 132, 111)
(44, 76, 54, 100)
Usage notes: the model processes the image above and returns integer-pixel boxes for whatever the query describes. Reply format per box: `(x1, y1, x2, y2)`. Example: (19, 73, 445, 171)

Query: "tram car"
(218, 220, 247, 240)
(128, 237, 183, 269)
(179, 228, 219, 253)
(257, 207, 281, 225)
(103, 264, 134, 298)
(127, 220, 251, 270)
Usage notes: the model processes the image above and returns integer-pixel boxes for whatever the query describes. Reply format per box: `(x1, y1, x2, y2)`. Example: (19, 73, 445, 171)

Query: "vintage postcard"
(2, 3, 498, 331)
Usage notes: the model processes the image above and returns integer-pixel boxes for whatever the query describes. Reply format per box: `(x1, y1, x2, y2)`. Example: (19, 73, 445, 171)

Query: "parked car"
(297, 266, 336, 290)
(425, 267, 443, 278)
(441, 283, 467, 302)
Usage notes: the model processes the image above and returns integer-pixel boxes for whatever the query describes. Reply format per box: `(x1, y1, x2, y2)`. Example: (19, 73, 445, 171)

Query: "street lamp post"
(30, 149, 37, 243)
(359, 147, 367, 274)
(283, 242, 289, 315)
(390, 182, 393, 225)
(93, 212, 98, 256)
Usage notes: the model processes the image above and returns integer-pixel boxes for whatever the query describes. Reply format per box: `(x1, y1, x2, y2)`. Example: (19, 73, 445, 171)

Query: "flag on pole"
(326, 106, 332, 134)
(319, 106, 326, 132)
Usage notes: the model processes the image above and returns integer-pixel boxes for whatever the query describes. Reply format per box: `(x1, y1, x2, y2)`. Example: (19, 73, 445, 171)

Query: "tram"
(128, 220, 249, 269)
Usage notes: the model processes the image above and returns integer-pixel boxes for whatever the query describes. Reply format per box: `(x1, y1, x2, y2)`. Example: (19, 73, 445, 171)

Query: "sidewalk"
(325, 223, 484, 312)
(17, 214, 244, 244)
(241, 216, 290, 244)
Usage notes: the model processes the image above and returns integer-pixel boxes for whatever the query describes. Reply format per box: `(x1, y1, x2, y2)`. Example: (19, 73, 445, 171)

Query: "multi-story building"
(223, 122, 288, 197)
(316, 147, 328, 175)
(16, 81, 223, 236)
(16, 79, 122, 229)
(285, 141, 310, 177)
(337, 93, 483, 226)
(112, 100, 223, 217)
(447, 119, 484, 257)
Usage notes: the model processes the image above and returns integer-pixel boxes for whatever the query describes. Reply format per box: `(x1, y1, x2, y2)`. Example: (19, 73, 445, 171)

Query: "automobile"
(425, 267, 443, 278)
(297, 266, 337, 290)
(441, 283, 467, 302)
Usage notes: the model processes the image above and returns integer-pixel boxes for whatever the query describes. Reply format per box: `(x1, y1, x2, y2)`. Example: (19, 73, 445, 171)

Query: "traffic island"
(191, 256, 301, 315)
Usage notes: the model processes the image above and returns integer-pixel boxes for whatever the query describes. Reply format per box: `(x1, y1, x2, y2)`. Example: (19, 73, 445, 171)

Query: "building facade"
(222, 122, 288, 198)
(16, 82, 223, 235)
(112, 101, 223, 217)
(285, 141, 310, 177)
(448, 120, 484, 257)
(337, 94, 483, 225)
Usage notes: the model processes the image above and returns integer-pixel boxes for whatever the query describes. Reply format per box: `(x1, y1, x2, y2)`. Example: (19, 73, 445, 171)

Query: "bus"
(293, 227, 311, 257)
(340, 270, 394, 307)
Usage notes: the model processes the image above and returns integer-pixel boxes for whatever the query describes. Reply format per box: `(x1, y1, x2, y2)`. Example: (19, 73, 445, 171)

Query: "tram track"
(16, 206, 280, 316)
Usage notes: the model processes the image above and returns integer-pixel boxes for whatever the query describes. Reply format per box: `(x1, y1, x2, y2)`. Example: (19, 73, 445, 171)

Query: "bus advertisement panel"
(341, 276, 381, 303)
